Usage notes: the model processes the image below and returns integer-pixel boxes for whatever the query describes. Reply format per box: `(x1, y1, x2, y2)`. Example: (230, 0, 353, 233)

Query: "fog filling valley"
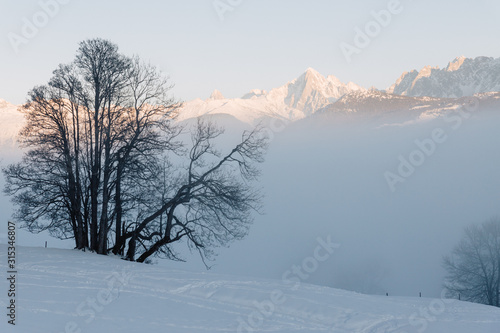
(1, 104, 499, 299)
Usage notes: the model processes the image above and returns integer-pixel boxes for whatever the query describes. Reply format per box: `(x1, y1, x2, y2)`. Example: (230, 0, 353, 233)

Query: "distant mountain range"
(387, 56, 500, 98)
(316, 90, 500, 125)
(1, 56, 500, 144)
(179, 56, 500, 123)
(178, 68, 364, 123)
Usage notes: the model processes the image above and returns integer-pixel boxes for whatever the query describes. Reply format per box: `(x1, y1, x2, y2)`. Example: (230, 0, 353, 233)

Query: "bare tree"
(3, 38, 268, 265)
(110, 57, 182, 256)
(121, 119, 268, 263)
(3, 91, 82, 243)
(4, 38, 180, 254)
(443, 218, 500, 307)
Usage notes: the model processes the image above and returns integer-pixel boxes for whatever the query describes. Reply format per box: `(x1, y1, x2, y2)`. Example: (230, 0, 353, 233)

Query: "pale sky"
(1, 0, 499, 104)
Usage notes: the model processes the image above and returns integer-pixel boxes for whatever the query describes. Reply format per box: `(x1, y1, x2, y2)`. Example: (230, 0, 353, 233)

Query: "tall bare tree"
(122, 120, 267, 263)
(443, 218, 500, 307)
(4, 38, 267, 264)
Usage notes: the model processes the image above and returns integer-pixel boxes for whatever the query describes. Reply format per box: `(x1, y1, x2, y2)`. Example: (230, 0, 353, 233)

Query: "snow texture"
(1, 245, 499, 333)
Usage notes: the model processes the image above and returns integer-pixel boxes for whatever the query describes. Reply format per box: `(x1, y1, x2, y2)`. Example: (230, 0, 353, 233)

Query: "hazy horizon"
(1, 0, 500, 104)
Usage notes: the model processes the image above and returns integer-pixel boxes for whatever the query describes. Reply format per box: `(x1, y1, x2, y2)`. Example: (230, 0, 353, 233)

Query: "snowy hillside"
(387, 56, 500, 98)
(178, 68, 364, 124)
(1, 245, 499, 333)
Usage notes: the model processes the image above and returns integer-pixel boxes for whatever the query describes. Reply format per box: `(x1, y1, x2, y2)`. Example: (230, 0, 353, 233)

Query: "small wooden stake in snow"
(419, 292, 421, 298)
(45, 241, 47, 248)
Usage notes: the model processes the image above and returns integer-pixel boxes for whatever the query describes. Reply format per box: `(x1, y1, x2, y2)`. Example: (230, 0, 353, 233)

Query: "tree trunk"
(90, 93, 101, 252)
(112, 162, 124, 255)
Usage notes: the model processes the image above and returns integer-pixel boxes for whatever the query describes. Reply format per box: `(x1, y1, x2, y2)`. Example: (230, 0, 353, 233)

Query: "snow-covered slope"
(178, 68, 365, 124)
(1, 245, 499, 333)
(387, 56, 500, 98)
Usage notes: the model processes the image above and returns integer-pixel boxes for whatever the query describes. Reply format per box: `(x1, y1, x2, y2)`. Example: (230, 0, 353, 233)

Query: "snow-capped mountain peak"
(241, 89, 267, 99)
(415, 65, 438, 79)
(303, 67, 323, 79)
(446, 55, 466, 71)
(268, 68, 365, 116)
(208, 89, 225, 100)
